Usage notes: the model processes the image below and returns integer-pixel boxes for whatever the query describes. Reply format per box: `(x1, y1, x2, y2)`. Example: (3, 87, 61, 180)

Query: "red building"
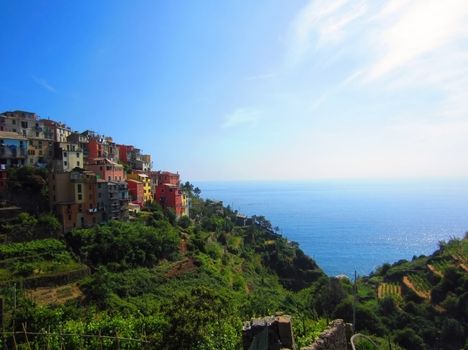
(157, 171, 180, 186)
(86, 158, 126, 182)
(87, 138, 102, 160)
(118, 144, 134, 164)
(84, 132, 119, 162)
(155, 183, 184, 216)
(126, 179, 144, 206)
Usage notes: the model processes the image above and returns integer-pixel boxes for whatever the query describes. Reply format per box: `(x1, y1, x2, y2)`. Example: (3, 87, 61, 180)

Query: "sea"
(195, 179, 468, 278)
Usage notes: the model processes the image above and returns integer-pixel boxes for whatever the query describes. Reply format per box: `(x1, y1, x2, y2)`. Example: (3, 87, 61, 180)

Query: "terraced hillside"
(0, 239, 88, 292)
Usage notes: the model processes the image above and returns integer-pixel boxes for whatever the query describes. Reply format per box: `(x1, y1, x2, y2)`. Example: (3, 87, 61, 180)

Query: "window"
(108, 176, 111, 181)
(77, 161, 80, 166)
(77, 184, 82, 193)
(36, 132, 39, 137)
(78, 204, 82, 212)
(12, 120, 16, 125)
(78, 194, 82, 200)
(63, 152, 67, 157)
(76, 153, 79, 157)
(64, 161, 68, 166)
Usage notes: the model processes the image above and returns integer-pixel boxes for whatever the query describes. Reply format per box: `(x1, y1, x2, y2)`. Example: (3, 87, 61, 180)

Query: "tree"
(394, 328, 425, 350)
(178, 215, 191, 229)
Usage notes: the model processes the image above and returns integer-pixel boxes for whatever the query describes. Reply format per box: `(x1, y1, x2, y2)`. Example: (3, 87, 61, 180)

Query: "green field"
(377, 282, 402, 300)
(0, 239, 83, 283)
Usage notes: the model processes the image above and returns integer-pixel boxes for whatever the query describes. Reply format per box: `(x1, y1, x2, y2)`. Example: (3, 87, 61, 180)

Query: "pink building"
(85, 158, 125, 182)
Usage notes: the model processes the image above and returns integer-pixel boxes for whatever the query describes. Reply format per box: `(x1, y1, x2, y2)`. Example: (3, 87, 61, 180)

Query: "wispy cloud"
(32, 75, 57, 93)
(222, 108, 262, 129)
(365, 0, 468, 81)
(289, 0, 366, 61)
(288, 0, 468, 118)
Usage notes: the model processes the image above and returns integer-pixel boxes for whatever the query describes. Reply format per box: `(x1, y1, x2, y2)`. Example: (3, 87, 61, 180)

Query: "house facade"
(126, 179, 144, 206)
(49, 169, 101, 232)
(0, 131, 29, 169)
(52, 142, 84, 172)
(97, 180, 129, 221)
(86, 158, 125, 182)
(127, 172, 152, 203)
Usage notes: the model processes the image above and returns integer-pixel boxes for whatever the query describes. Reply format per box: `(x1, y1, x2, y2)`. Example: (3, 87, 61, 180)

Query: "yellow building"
(127, 172, 153, 203)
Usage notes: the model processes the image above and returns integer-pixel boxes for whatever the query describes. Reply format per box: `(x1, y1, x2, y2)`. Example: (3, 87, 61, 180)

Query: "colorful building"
(86, 158, 125, 182)
(41, 119, 72, 143)
(126, 179, 144, 206)
(157, 171, 180, 186)
(52, 142, 84, 172)
(0, 111, 53, 139)
(83, 131, 119, 162)
(127, 172, 152, 203)
(155, 183, 185, 217)
(49, 169, 101, 232)
(67, 132, 89, 160)
(0, 131, 29, 168)
(117, 144, 152, 171)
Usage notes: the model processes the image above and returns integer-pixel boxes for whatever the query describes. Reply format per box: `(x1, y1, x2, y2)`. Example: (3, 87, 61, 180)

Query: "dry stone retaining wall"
(301, 319, 349, 350)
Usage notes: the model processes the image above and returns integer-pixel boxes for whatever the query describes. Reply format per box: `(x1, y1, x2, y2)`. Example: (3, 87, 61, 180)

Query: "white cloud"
(32, 75, 57, 93)
(366, 0, 468, 81)
(222, 108, 262, 129)
(289, 0, 367, 61)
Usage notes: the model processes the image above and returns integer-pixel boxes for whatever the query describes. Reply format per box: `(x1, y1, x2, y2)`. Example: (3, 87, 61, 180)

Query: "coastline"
(196, 179, 468, 277)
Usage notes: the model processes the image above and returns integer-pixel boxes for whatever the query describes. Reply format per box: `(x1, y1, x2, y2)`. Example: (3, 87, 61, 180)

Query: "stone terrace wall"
(301, 319, 348, 350)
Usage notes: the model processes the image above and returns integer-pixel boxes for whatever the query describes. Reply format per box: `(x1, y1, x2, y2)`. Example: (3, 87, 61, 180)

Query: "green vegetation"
(377, 282, 401, 302)
(0, 183, 466, 349)
(0, 191, 329, 349)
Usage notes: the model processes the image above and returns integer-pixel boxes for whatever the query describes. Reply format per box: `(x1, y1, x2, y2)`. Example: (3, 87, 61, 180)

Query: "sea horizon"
(195, 178, 468, 277)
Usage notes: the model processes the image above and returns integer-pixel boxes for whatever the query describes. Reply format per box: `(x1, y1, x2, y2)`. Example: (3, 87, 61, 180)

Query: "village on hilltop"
(0, 110, 189, 232)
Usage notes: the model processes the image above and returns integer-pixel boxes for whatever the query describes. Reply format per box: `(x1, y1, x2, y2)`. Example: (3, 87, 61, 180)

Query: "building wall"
(52, 142, 84, 172)
(0, 132, 29, 168)
(86, 159, 125, 182)
(155, 183, 184, 216)
(126, 179, 144, 205)
(127, 173, 152, 203)
(27, 138, 53, 167)
(49, 170, 100, 232)
(157, 171, 180, 186)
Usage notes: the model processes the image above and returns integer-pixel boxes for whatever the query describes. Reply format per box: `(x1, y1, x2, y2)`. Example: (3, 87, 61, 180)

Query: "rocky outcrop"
(242, 314, 295, 350)
(301, 319, 349, 350)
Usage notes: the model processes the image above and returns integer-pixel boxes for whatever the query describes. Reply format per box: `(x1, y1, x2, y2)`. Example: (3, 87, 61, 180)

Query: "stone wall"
(301, 319, 349, 350)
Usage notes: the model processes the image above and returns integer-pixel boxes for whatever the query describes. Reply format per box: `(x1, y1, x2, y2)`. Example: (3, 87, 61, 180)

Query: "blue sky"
(1, 1, 468, 181)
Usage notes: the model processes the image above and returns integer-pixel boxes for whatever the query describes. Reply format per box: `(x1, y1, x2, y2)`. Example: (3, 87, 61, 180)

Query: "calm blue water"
(195, 179, 468, 277)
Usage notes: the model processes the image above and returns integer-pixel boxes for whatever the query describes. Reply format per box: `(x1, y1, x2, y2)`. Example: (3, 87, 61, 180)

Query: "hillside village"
(0, 110, 189, 232)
